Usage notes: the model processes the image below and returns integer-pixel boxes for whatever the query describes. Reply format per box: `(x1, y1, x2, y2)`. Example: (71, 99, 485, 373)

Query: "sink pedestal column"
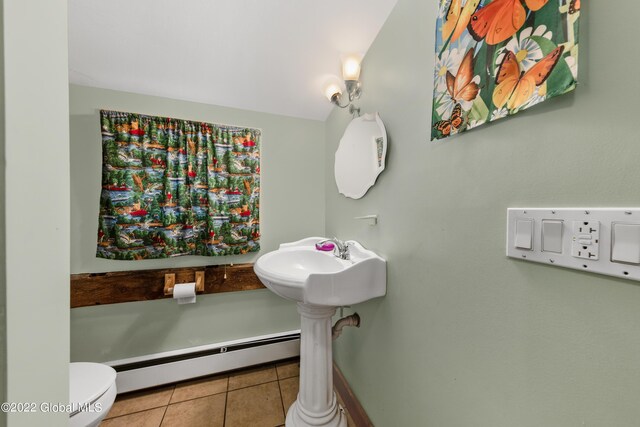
(286, 303, 346, 427)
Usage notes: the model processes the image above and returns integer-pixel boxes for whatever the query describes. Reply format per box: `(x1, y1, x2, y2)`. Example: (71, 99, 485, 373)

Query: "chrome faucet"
(318, 237, 352, 260)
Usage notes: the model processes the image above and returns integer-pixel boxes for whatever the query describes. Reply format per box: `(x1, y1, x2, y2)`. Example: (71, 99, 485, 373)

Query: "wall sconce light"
(325, 54, 363, 116)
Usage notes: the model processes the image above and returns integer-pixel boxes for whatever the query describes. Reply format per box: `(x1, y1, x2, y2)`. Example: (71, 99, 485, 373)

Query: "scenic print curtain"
(97, 110, 261, 260)
(431, 0, 581, 140)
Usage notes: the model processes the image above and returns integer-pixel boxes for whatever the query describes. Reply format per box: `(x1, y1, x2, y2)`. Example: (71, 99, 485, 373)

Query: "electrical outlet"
(571, 221, 600, 260)
(507, 208, 640, 282)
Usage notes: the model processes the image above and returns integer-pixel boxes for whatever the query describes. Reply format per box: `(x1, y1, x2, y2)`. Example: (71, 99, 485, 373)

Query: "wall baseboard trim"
(333, 363, 374, 427)
(108, 331, 300, 394)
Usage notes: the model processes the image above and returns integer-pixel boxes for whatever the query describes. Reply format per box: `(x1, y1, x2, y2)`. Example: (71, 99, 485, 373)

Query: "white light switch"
(515, 219, 533, 250)
(542, 220, 563, 253)
(508, 208, 640, 282)
(611, 223, 640, 264)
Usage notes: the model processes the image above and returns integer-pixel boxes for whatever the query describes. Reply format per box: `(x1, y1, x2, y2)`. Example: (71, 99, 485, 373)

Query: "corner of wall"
(0, 0, 7, 427)
(0, 0, 6, 424)
(4, 0, 69, 423)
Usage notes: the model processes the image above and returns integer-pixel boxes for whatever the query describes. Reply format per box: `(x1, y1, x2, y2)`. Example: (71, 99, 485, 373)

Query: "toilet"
(69, 362, 117, 427)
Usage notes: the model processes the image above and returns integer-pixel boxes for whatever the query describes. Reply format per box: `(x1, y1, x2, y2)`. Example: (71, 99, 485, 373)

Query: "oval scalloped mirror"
(334, 112, 387, 199)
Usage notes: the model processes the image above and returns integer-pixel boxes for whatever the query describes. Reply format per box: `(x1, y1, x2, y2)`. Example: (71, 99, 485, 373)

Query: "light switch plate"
(507, 208, 640, 282)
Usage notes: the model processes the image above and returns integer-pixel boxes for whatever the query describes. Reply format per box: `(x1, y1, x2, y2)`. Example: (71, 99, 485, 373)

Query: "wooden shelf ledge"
(71, 263, 264, 308)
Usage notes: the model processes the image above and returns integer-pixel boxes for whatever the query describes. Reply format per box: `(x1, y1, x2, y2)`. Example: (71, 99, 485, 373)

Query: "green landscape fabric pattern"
(431, 0, 580, 140)
(97, 110, 261, 260)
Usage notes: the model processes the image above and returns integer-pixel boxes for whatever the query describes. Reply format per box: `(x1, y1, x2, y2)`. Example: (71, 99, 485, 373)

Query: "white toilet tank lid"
(69, 362, 117, 407)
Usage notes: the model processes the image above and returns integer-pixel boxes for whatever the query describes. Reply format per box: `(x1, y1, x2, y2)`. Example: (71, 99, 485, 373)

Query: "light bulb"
(341, 55, 362, 81)
(325, 83, 342, 102)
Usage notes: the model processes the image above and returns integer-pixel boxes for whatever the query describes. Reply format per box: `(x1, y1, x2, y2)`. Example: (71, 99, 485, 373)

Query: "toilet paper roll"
(173, 282, 196, 305)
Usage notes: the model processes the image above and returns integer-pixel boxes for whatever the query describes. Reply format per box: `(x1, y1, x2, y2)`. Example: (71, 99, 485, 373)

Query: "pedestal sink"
(254, 237, 386, 427)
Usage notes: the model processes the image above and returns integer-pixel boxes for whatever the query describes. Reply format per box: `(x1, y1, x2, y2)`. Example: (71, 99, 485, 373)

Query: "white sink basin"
(254, 237, 386, 307)
(255, 237, 386, 426)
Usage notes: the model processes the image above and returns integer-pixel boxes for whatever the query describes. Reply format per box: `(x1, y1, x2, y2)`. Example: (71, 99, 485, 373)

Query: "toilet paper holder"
(164, 271, 205, 296)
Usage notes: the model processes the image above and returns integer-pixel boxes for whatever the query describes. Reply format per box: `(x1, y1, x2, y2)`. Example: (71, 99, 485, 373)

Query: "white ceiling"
(68, 0, 398, 121)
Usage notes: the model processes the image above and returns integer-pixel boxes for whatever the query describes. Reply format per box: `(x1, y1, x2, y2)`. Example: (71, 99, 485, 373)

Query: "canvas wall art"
(431, 0, 581, 140)
(97, 110, 261, 260)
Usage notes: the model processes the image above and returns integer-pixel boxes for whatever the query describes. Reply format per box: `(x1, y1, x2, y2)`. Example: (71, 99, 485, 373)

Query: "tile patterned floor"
(101, 358, 356, 427)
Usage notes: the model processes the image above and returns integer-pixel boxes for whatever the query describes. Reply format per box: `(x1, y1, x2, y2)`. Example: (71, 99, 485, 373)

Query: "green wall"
(0, 1, 6, 425)
(4, 0, 69, 425)
(70, 85, 325, 362)
(326, 1, 640, 426)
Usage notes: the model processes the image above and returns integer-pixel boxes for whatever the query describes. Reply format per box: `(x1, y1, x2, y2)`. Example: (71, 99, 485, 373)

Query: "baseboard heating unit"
(107, 330, 301, 393)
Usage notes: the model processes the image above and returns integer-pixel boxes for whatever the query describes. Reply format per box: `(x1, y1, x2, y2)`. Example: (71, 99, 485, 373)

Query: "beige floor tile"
(100, 407, 165, 427)
(225, 381, 285, 427)
(228, 365, 278, 391)
(161, 393, 226, 427)
(106, 386, 174, 419)
(169, 374, 227, 403)
(276, 359, 300, 379)
(278, 377, 299, 414)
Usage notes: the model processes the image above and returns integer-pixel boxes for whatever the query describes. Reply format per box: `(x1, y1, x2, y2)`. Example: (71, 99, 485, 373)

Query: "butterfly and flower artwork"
(431, 0, 581, 140)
